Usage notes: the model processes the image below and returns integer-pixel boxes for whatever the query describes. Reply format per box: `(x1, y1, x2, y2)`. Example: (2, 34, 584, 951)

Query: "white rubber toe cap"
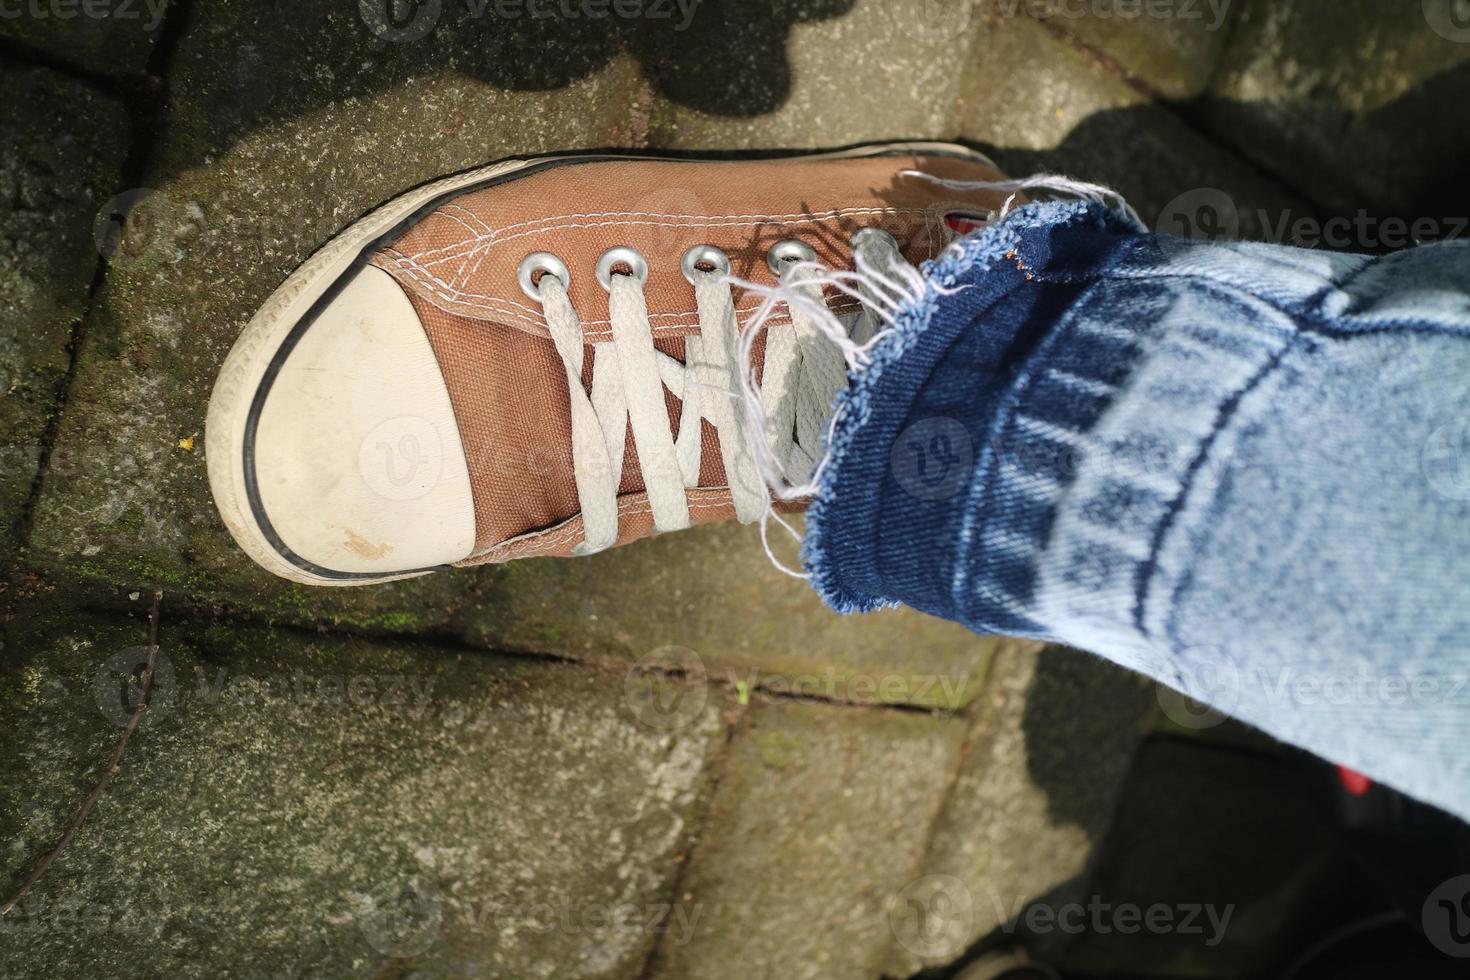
(252, 265, 476, 575)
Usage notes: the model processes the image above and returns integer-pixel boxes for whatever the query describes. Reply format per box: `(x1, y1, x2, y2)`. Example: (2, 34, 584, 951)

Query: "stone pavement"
(1, 0, 1466, 976)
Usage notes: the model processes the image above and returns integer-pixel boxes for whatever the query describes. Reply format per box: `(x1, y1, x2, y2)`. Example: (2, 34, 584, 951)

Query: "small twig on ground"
(0, 590, 164, 918)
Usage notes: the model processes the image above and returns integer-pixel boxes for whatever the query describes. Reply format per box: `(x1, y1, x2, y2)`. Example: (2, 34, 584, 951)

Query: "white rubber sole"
(204, 141, 998, 587)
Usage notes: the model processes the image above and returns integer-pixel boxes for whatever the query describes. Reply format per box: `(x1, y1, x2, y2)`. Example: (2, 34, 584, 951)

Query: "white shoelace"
(523, 231, 916, 556)
(520, 171, 1144, 563)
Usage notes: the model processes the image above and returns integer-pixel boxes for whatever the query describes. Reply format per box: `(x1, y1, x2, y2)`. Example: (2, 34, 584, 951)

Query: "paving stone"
(643, 2, 1312, 281)
(0, 0, 169, 76)
(644, 695, 967, 980)
(954, 11, 1307, 236)
(1025, 0, 1239, 99)
(883, 641, 1155, 975)
(0, 64, 129, 572)
(955, 9, 1147, 151)
(26, 2, 646, 626)
(626, 0, 858, 118)
(1204, 0, 1470, 219)
(652, 3, 1305, 239)
(0, 596, 728, 978)
(454, 518, 999, 710)
(646, 0, 984, 148)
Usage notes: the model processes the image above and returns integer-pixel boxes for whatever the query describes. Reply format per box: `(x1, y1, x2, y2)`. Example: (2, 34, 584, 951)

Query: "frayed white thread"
(723, 247, 935, 579)
(723, 171, 1141, 578)
(730, 263, 931, 485)
(729, 273, 857, 495)
(852, 254, 911, 313)
(902, 170, 1148, 233)
(759, 505, 809, 580)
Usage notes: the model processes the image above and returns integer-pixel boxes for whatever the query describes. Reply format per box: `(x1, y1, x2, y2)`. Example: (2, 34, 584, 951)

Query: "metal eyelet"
(681, 244, 731, 284)
(766, 239, 818, 276)
(518, 252, 570, 301)
(596, 246, 650, 291)
(850, 227, 900, 251)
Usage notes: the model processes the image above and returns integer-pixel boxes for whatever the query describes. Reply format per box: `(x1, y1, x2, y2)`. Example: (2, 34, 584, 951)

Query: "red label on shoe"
(944, 211, 989, 237)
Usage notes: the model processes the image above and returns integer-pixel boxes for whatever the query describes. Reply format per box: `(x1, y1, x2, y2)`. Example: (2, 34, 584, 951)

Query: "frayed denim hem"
(802, 199, 1126, 613)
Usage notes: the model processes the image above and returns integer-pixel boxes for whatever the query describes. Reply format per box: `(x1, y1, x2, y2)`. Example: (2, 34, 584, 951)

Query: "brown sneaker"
(206, 142, 1009, 585)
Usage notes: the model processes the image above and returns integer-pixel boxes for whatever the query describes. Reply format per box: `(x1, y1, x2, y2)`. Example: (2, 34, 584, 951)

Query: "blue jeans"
(806, 200, 1470, 821)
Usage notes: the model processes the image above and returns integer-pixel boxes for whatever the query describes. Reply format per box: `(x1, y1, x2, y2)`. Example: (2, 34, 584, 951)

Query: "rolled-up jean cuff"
(804, 198, 1470, 820)
(804, 200, 1169, 634)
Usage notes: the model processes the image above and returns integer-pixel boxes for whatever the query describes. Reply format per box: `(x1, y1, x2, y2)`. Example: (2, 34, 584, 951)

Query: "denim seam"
(1146, 336, 1303, 643)
(872, 288, 1020, 612)
(805, 202, 1103, 610)
(947, 271, 1116, 626)
(985, 236, 1314, 640)
(1297, 312, 1470, 340)
(804, 285, 944, 610)
(1020, 260, 1319, 335)
(1117, 285, 1317, 638)
(1048, 265, 1470, 341)
(1330, 238, 1470, 297)
(1158, 323, 1470, 648)
(1139, 297, 1470, 645)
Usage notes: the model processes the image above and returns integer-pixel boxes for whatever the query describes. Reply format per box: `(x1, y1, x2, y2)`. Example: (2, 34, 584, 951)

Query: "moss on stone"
(0, 603, 729, 977)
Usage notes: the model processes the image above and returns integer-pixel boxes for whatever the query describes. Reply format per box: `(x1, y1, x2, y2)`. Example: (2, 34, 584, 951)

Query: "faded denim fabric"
(806, 200, 1470, 820)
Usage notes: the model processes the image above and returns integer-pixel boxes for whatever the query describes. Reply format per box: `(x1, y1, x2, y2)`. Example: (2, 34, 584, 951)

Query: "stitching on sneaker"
(376, 250, 868, 338)
(440, 204, 500, 291)
(398, 206, 937, 266)
(471, 497, 737, 560)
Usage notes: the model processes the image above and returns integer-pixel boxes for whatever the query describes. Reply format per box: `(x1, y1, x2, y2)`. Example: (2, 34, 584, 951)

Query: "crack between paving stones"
(878, 642, 1012, 980)
(1196, 0, 1247, 98)
(632, 698, 747, 980)
(124, 581, 977, 714)
(6, 0, 196, 605)
(66, 586, 961, 719)
(0, 36, 119, 90)
(1027, 13, 1168, 103)
(0, 591, 163, 917)
(1023, 12, 1340, 221)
